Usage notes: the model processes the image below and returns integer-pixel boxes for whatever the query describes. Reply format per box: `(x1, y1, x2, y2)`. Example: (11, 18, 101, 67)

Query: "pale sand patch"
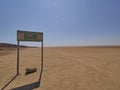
(0, 47, 120, 90)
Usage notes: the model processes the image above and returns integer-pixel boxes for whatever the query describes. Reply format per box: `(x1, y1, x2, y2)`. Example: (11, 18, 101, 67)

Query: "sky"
(0, 0, 120, 46)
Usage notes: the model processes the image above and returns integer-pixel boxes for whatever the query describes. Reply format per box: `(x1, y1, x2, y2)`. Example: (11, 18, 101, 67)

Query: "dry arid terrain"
(0, 46, 120, 90)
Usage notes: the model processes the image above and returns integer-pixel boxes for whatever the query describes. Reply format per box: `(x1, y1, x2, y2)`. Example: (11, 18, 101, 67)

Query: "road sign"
(17, 30, 43, 41)
(17, 30, 43, 76)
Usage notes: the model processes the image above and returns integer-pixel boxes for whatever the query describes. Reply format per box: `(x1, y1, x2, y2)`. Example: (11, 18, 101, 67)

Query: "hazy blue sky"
(0, 0, 120, 46)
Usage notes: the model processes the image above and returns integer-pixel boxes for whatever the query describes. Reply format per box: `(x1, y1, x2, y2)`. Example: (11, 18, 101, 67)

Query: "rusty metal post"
(17, 41, 19, 75)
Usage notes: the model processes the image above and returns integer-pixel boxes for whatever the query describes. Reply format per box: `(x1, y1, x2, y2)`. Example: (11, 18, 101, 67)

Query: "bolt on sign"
(17, 31, 43, 41)
(17, 30, 43, 76)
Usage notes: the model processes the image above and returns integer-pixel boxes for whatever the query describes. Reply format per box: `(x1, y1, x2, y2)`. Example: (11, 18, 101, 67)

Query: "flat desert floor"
(0, 47, 120, 90)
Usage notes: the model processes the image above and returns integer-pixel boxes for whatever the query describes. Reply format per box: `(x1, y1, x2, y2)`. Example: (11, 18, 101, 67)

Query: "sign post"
(17, 30, 43, 75)
(17, 41, 19, 75)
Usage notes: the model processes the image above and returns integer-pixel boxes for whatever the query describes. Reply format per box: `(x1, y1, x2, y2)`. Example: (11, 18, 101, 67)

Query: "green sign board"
(17, 30, 43, 41)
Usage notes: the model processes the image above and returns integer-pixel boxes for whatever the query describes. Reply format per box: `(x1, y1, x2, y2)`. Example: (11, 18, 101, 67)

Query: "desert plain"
(0, 46, 120, 90)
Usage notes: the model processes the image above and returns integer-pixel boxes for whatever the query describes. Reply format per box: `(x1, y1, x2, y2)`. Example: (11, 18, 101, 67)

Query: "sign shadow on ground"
(11, 69, 43, 90)
(1, 75, 17, 90)
(11, 81, 40, 90)
(1, 69, 43, 90)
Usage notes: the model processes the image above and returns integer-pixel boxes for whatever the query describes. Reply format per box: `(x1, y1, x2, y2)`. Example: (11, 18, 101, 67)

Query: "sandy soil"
(0, 47, 120, 90)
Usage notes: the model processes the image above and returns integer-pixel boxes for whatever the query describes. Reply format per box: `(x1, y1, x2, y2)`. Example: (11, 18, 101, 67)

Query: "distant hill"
(0, 43, 27, 48)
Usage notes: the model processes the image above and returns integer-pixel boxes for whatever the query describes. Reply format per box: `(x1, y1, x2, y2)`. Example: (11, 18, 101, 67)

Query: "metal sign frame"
(17, 30, 43, 75)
